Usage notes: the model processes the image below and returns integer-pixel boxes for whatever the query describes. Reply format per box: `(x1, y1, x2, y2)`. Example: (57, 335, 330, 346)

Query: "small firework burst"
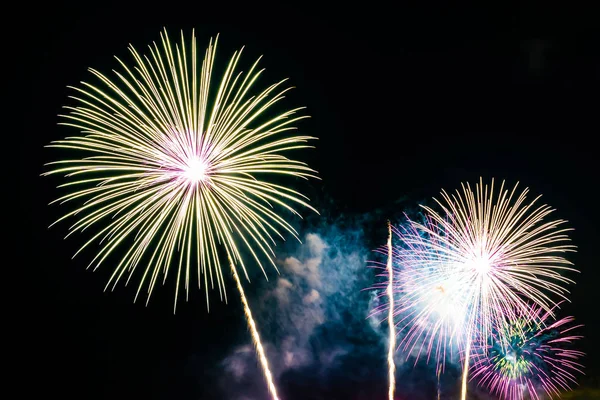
(471, 303, 585, 400)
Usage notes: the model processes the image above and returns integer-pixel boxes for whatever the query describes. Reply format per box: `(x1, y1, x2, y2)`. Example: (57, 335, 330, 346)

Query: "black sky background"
(18, 2, 599, 399)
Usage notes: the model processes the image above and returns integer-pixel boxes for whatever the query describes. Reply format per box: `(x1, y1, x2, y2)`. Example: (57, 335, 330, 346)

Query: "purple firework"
(369, 218, 470, 372)
(470, 302, 585, 400)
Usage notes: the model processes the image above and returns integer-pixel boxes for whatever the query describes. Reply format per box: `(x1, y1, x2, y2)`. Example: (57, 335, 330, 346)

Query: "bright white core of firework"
(472, 256, 491, 274)
(183, 157, 209, 184)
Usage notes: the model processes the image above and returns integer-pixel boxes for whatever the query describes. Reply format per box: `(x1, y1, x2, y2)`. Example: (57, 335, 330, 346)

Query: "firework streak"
(386, 221, 396, 400)
(229, 255, 279, 400)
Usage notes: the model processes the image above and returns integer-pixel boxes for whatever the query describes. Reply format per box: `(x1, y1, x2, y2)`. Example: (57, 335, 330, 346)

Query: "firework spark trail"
(229, 255, 279, 400)
(461, 334, 472, 400)
(386, 221, 396, 400)
(462, 302, 479, 400)
(437, 364, 442, 400)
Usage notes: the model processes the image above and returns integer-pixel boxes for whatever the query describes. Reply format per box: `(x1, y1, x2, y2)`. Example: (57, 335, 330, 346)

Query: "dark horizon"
(18, 3, 598, 399)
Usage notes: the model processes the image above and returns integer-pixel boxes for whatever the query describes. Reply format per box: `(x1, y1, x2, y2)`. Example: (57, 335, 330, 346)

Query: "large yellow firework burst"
(43, 29, 319, 310)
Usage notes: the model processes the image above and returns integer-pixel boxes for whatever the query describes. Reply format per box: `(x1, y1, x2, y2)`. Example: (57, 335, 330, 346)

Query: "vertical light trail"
(229, 255, 280, 400)
(386, 221, 396, 400)
(461, 334, 472, 400)
(437, 364, 442, 400)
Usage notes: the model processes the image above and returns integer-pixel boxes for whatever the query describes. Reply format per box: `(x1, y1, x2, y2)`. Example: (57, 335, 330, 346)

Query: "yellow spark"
(229, 255, 279, 400)
(461, 334, 472, 400)
(437, 364, 442, 400)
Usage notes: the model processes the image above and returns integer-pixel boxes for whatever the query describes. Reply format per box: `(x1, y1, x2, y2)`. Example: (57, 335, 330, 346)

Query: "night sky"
(19, 3, 598, 399)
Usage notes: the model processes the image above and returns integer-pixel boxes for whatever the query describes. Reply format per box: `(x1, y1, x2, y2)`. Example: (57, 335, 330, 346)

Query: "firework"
(471, 303, 585, 399)
(43, 29, 318, 400)
(371, 178, 577, 398)
(415, 178, 576, 400)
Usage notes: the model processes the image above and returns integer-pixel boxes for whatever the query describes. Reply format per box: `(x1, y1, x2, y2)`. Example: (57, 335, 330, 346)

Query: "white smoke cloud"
(222, 345, 254, 380)
(219, 230, 371, 393)
(302, 289, 320, 305)
(273, 278, 293, 305)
